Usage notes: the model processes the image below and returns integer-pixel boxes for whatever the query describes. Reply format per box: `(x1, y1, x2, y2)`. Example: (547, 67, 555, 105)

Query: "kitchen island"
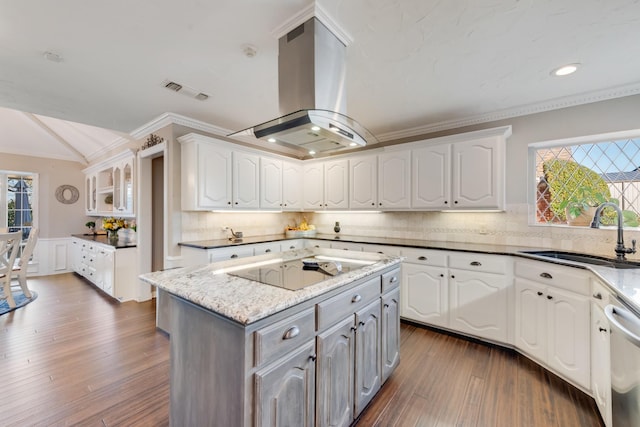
(140, 247, 402, 427)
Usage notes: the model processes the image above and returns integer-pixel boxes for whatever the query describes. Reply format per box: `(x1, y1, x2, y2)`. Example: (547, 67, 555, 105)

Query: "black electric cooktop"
(227, 257, 373, 291)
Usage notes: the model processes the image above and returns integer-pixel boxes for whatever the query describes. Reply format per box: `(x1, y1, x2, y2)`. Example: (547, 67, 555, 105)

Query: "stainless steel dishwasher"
(605, 297, 640, 427)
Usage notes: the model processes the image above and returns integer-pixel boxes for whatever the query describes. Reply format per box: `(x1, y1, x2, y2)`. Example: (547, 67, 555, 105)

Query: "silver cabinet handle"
(418, 256, 427, 261)
(470, 261, 482, 267)
(605, 304, 640, 347)
(352, 294, 362, 303)
(540, 272, 553, 279)
(282, 326, 300, 340)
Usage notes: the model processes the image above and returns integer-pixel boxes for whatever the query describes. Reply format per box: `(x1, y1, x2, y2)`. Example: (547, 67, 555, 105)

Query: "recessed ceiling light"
(311, 126, 320, 131)
(349, 142, 358, 147)
(551, 63, 580, 76)
(309, 150, 316, 155)
(267, 137, 276, 143)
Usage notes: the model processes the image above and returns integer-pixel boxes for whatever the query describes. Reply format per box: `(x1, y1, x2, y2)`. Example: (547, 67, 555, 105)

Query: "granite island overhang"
(139, 246, 402, 325)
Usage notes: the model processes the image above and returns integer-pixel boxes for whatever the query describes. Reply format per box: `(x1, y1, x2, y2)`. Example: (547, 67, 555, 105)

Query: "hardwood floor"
(1, 273, 603, 426)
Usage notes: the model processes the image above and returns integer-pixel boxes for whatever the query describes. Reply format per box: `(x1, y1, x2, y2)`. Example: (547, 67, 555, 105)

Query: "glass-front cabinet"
(83, 149, 136, 217)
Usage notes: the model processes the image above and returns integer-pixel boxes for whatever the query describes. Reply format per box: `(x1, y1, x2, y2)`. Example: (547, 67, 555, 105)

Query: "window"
(1, 172, 36, 244)
(531, 130, 640, 227)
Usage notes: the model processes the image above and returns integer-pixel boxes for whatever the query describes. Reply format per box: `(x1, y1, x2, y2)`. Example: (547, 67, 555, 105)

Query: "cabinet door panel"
(325, 160, 349, 209)
(198, 144, 232, 208)
(255, 342, 316, 427)
(449, 269, 508, 342)
(260, 157, 283, 209)
(316, 317, 355, 427)
(378, 151, 411, 209)
(382, 288, 400, 382)
(355, 300, 381, 415)
(412, 145, 450, 208)
(283, 160, 303, 210)
(303, 163, 324, 210)
(401, 263, 448, 327)
(350, 155, 377, 209)
(591, 303, 612, 427)
(514, 279, 547, 362)
(547, 287, 590, 389)
(452, 137, 502, 209)
(233, 151, 260, 208)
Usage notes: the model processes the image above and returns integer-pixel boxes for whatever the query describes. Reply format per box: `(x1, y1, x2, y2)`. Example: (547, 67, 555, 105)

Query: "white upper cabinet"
(412, 144, 450, 209)
(350, 155, 378, 209)
(83, 149, 136, 217)
(452, 136, 505, 209)
(282, 160, 303, 211)
(378, 151, 411, 209)
(188, 139, 232, 209)
(303, 159, 349, 210)
(233, 151, 260, 209)
(260, 157, 283, 210)
(411, 129, 508, 210)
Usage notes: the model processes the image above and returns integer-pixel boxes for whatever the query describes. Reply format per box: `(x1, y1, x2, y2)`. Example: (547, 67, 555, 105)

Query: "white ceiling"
(1, 0, 640, 163)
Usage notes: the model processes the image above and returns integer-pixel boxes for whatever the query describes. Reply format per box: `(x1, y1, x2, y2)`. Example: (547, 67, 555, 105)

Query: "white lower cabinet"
(591, 280, 612, 427)
(401, 262, 448, 327)
(381, 286, 400, 382)
(514, 260, 591, 390)
(449, 268, 509, 343)
(71, 237, 137, 302)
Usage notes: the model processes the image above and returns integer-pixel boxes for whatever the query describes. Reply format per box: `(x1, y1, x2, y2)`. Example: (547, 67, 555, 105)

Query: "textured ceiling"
(1, 0, 640, 162)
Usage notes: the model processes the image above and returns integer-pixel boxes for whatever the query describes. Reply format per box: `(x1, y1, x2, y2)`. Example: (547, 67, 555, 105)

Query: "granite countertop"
(140, 247, 402, 325)
(72, 233, 137, 249)
(179, 233, 640, 316)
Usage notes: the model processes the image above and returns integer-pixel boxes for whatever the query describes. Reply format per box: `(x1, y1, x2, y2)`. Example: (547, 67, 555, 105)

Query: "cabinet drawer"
(317, 276, 381, 331)
(515, 259, 590, 296)
(382, 268, 400, 293)
(400, 248, 447, 267)
(449, 252, 509, 275)
(254, 307, 315, 367)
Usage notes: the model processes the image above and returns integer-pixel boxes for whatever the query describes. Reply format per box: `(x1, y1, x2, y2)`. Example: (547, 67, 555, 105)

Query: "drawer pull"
(289, 246, 295, 250)
(547, 295, 553, 300)
(230, 254, 238, 259)
(593, 292, 603, 300)
(282, 326, 300, 340)
(265, 249, 272, 253)
(470, 261, 482, 267)
(352, 294, 362, 303)
(389, 276, 398, 283)
(359, 321, 365, 326)
(537, 291, 543, 296)
(418, 256, 427, 261)
(384, 303, 390, 308)
(309, 354, 317, 362)
(540, 272, 553, 279)
(599, 327, 608, 333)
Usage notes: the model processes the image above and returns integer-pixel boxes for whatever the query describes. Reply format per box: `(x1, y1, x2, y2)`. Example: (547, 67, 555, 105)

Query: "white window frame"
(1, 170, 38, 236)
(528, 128, 640, 226)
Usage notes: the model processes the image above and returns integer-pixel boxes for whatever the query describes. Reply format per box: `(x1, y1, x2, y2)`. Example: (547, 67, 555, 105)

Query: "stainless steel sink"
(523, 250, 640, 269)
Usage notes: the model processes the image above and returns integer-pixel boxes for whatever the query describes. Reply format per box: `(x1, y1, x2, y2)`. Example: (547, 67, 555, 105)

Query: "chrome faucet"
(590, 202, 636, 260)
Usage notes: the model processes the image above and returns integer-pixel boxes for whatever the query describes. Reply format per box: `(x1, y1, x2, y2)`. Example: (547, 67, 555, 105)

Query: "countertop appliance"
(606, 297, 640, 426)
(228, 256, 372, 291)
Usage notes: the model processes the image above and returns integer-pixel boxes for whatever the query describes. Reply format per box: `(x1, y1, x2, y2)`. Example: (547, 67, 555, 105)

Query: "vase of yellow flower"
(102, 217, 126, 243)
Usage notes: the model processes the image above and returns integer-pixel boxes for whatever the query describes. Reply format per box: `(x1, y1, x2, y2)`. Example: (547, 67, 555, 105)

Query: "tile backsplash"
(181, 205, 640, 260)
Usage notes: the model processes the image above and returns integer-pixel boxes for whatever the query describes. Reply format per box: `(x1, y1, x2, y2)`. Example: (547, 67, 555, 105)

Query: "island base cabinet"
(355, 299, 382, 415)
(381, 287, 400, 382)
(316, 317, 355, 427)
(255, 341, 316, 427)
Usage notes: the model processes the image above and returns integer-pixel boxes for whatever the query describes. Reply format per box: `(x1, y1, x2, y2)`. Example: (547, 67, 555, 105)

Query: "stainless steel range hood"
(230, 17, 376, 157)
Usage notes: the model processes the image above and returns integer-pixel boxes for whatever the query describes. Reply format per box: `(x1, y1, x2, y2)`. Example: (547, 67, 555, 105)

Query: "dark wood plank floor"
(1, 273, 603, 426)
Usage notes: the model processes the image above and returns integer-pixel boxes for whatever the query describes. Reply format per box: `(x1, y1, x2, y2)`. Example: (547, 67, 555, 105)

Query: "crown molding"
(129, 112, 229, 140)
(377, 83, 640, 143)
(85, 135, 132, 163)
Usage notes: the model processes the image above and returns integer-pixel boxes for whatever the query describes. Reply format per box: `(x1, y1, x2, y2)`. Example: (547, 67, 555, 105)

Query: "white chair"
(0, 231, 22, 308)
(11, 228, 38, 299)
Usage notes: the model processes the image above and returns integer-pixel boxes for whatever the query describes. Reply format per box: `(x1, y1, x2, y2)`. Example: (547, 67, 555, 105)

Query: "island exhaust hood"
(230, 17, 377, 157)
